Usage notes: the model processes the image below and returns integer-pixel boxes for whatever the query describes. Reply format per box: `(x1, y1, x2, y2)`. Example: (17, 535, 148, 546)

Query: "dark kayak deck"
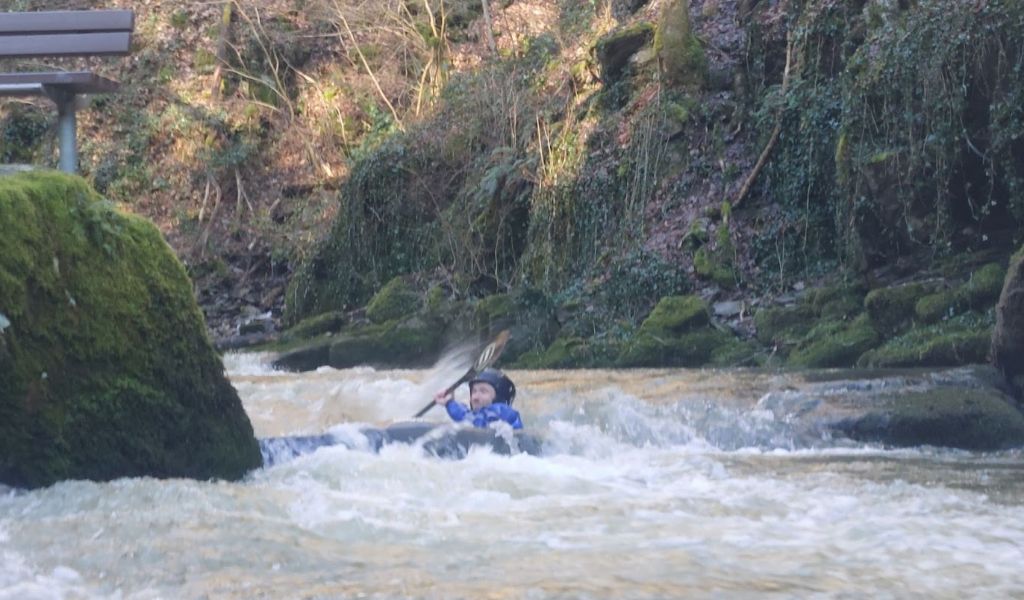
(260, 421, 542, 467)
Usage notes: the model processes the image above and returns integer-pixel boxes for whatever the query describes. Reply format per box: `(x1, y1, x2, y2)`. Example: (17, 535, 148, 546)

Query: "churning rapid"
(2, 352, 1024, 598)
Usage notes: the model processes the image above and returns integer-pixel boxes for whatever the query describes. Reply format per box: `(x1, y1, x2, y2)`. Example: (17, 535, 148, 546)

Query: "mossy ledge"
(0, 171, 261, 489)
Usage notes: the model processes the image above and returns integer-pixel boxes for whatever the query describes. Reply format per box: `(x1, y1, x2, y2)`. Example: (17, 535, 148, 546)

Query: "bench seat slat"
(0, 71, 119, 95)
(0, 32, 132, 58)
(0, 10, 134, 34)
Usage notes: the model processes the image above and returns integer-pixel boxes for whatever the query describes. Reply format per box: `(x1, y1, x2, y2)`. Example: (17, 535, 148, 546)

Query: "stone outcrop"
(0, 171, 261, 488)
(992, 247, 1024, 398)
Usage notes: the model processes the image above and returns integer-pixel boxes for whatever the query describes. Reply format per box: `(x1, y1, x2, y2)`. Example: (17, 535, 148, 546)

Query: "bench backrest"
(0, 10, 134, 59)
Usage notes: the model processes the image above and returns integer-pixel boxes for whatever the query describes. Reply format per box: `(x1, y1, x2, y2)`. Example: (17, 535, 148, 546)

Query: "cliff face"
(0, 172, 261, 489)
(2, 1, 1021, 364)
(286, 1, 1024, 344)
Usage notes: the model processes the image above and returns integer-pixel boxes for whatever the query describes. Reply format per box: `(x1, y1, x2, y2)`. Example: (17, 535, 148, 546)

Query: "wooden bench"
(0, 10, 134, 173)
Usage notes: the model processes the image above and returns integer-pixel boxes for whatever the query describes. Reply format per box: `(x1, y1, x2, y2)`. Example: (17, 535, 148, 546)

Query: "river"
(2, 351, 1023, 599)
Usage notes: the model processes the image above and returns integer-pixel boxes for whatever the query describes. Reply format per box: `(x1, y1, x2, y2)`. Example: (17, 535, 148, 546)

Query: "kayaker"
(433, 368, 523, 430)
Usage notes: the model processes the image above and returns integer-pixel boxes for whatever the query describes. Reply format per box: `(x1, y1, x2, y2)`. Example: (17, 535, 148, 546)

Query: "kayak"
(260, 421, 542, 467)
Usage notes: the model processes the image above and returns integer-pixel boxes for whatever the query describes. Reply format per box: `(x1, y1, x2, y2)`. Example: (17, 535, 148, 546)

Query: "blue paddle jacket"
(444, 400, 523, 430)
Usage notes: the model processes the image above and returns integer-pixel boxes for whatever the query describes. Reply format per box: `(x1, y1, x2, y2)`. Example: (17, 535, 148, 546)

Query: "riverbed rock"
(787, 314, 881, 368)
(830, 386, 1024, 450)
(616, 295, 743, 366)
(0, 172, 261, 489)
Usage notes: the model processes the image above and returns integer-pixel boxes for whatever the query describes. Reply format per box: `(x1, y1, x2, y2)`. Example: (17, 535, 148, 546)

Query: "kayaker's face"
(469, 382, 497, 410)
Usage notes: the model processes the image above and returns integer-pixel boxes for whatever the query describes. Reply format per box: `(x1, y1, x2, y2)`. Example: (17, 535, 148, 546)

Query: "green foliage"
(757, 0, 1024, 279)
(366, 276, 421, 324)
(288, 57, 543, 323)
(0, 106, 49, 164)
(170, 10, 190, 30)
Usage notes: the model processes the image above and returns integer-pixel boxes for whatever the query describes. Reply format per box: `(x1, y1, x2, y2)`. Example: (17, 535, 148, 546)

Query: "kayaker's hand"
(434, 389, 452, 405)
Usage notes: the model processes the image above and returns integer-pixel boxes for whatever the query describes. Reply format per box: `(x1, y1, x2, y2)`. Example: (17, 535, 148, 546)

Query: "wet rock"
(992, 247, 1024, 396)
(830, 386, 1024, 451)
(713, 300, 743, 318)
(272, 339, 331, 372)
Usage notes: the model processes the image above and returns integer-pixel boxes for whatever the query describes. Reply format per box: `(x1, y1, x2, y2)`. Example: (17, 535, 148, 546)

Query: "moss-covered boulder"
(328, 317, 444, 369)
(754, 304, 816, 347)
(473, 289, 559, 364)
(280, 310, 347, 343)
(808, 284, 866, 321)
(0, 172, 261, 489)
(787, 314, 881, 368)
(365, 276, 421, 324)
(857, 311, 993, 368)
(915, 262, 1006, 325)
(830, 387, 1024, 450)
(270, 337, 332, 372)
(616, 295, 739, 366)
(637, 294, 709, 333)
(864, 282, 936, 335)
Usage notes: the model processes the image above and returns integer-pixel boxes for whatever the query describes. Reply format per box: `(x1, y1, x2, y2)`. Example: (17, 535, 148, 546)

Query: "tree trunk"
(481, 0, 497, 55)
(210, 1, 234, 98)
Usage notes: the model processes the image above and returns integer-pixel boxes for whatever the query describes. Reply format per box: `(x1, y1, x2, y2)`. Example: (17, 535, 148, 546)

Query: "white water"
(2, 353, 1023, 599)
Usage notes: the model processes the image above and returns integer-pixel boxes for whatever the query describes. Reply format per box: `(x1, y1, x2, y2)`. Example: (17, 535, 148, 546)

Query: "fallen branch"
(734, 31, 794, 208)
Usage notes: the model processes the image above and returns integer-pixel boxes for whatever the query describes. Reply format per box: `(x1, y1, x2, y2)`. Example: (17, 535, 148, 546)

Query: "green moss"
(327, 317, 444, 368)
(693, 247, 736, 288)
(513, 336, 618, 369)
(281, 310, 347, 342)
(809, 284, 866, 320)
(753, 304, 816, 346)
(914, 290, 957, 324)
(787, 314, 881, 368)
(709, 338, 764, 367)
(424, 285, 448, 315)
(638, 295, 709, 334)
(0, 172, 260, 488)
(618, 328, 735, 367)
(858, 310, 994, 368)
(962, 262, 1006, 308)
(864, 282, 934, 335)
(365, 276, 421, 324)
(915, 263, 1006, 325)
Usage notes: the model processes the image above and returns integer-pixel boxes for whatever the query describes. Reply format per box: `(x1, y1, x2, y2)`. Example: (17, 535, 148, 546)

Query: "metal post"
(43, 86, 78, 173)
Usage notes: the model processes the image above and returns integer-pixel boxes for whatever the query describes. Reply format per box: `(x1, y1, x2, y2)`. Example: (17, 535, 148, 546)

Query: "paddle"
(413, 330, 511, 418)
